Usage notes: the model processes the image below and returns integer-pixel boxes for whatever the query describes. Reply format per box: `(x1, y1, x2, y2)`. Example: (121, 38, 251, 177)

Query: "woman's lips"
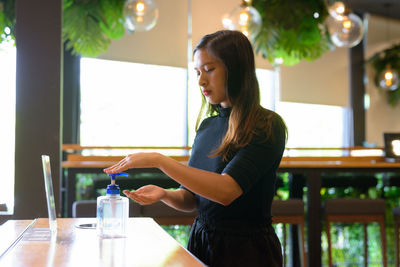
(202, 90, 211, 96)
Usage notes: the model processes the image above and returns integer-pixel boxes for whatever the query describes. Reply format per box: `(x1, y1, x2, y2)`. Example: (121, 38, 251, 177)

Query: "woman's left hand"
(104, 152, 160, 174)
(123, 185, 166, 205)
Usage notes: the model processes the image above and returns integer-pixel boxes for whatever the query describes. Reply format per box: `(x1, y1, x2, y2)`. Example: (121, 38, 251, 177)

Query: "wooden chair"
(272, 199, 307, 267)
(394, 207, 400, 267)
(139, 201, 197, 226)
(0, 203, 12, 226)
(325, 198, 387, 267)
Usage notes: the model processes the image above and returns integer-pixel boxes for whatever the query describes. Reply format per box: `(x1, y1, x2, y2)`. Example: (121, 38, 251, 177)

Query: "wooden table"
(0, 218, 205, 267)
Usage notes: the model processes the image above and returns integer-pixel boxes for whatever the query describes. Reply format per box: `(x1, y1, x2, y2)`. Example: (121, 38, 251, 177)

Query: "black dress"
(184, 107, 285, 267)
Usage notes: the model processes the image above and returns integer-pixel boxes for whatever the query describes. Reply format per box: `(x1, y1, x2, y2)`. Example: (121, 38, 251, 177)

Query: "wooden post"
(14, 0, 62, 219)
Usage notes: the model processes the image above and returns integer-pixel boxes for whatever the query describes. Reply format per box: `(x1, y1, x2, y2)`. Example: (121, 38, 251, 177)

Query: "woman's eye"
(205, 68, 214, 73)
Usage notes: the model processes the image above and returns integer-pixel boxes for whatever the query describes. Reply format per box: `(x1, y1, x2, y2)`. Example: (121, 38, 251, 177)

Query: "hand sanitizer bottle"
(97, 172, 129, 238)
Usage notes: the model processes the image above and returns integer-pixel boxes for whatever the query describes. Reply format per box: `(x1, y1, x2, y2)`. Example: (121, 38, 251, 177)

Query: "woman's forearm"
(156, 153, 243, 206)
(161, 188, 197, 212)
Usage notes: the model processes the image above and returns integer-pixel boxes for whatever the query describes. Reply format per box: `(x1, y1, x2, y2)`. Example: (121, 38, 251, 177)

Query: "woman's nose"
(198, 73, 207, 87)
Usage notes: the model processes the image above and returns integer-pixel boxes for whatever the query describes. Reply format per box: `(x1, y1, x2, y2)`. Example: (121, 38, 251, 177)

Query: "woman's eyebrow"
(194, 62, 215, 70)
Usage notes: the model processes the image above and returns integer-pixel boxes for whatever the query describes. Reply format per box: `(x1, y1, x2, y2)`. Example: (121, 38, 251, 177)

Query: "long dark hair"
(194, 30, 287, 160)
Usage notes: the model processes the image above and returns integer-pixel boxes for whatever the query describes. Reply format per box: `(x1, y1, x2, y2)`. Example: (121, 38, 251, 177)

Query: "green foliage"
(162, 225, 191, 247)
(0, 0, 15, 44)
(367, 43, 400, 107)
(62, 0, 125, 57)
(252, 0, 333, 66)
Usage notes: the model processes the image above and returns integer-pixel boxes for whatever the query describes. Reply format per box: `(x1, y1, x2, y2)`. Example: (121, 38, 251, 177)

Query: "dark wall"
(14, 0, 62, 219)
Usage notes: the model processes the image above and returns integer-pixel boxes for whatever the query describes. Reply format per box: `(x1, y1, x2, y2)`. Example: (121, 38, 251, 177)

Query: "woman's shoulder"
(197, 115, 218, 131)
(255, 107, 287, 143)
(258, 107, 285, 128)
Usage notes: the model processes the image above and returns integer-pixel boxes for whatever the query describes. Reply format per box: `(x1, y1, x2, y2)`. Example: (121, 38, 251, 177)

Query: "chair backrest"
(325, 198, 386, 215)
(271, 199, 304, 217)
(139, 201, 197, 225)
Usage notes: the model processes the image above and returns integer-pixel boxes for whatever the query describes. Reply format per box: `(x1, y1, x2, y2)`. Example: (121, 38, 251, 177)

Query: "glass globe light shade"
(222, 5, 262, 40)
(124, 0, 159, 32)
(328, 1, 346, 19)
(326, 13, 364, 48)
(379, 65, 399, 91)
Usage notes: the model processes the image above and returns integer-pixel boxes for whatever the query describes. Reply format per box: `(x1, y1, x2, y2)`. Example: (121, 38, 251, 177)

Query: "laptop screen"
(41, 155, 57, 233)
(383, 133, 400, 162)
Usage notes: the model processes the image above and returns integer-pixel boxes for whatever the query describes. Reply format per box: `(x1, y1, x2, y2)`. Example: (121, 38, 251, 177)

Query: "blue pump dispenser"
(97, 172, 129, 238)
(106, 172, 129, 195)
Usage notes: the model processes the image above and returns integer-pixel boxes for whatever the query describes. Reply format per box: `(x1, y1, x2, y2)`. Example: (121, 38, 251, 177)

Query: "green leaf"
(99, 0, 125, 40)
(62, 1, 112, 57)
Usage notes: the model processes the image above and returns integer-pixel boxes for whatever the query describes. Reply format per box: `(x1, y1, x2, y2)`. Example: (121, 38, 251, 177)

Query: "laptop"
(383, 133, 400, 162)
(41, 155, 57, 233)
(0, 156, 57, 253)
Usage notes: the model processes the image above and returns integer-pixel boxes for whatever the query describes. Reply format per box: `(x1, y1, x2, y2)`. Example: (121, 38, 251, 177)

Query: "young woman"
(104, 30, 287, 266)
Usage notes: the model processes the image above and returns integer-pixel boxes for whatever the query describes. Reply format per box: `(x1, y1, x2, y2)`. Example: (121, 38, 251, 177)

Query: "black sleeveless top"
(185, 107, 286, 225)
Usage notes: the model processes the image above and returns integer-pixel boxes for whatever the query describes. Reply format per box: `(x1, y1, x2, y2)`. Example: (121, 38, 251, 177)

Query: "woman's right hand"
(104, 152, 160, 175)
(123, 185, 166, 205)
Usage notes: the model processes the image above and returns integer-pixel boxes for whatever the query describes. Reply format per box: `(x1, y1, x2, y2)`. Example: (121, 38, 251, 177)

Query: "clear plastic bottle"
(97, 173, 129, 238)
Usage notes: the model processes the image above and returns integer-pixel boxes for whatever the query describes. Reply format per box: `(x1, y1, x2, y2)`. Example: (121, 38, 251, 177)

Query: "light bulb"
(123, 0, 159, 32)
(222, 4, 262, 40)
(328, 1, 346, 19)
(326, 13, 364, 48)
(342, 19, 352, 32)
(379, 65, 399, 91)
(136, 2, 145, 14)
(239, 11, 250, 26)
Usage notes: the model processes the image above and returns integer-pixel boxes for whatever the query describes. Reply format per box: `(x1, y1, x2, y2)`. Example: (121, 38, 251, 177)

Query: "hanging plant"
(252, 0, 333, 66)
(62, 0, 125, 57)
(367, 43, 400, 107)
(0, 0, 126, 57)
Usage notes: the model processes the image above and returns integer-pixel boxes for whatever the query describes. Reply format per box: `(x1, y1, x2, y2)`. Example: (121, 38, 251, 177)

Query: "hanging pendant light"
(379, 64, 399, 91)
(123, 0, 159, 32)
(326, 12, 364, 48)
(377, 4, 399, 91)
(222, 0, 262, 40)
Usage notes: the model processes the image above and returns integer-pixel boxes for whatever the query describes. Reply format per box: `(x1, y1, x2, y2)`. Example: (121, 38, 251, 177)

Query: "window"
(276, 101, 349, 150)
(0, 41, 16, 214)
(80, 58, 349, 155)
(80, 58, 187, 148)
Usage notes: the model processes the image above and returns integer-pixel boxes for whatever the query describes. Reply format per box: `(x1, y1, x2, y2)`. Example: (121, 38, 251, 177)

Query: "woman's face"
(194, 49, 231, 108)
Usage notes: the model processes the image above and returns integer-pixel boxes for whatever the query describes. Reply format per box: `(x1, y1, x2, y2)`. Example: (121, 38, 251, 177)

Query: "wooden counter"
(0, 218, 205, 267)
